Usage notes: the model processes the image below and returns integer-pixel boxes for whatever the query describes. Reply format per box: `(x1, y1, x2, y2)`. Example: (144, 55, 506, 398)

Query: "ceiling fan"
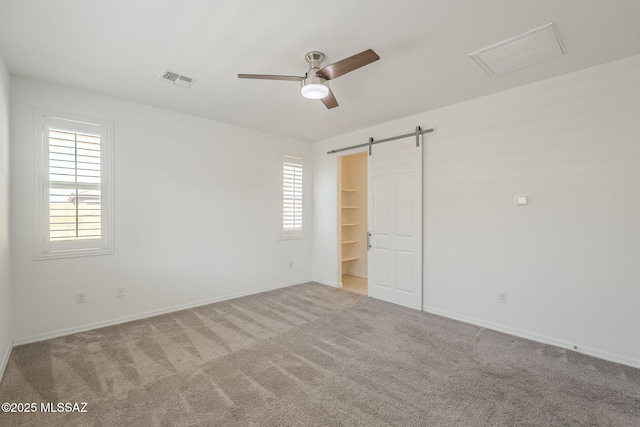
(238, 49, 380, 109)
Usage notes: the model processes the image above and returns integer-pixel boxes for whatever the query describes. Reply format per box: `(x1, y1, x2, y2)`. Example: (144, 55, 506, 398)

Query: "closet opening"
(338, 151, 368, 295)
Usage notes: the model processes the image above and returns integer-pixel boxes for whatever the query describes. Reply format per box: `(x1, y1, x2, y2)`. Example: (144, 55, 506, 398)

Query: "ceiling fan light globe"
(301, 83, 329, 99)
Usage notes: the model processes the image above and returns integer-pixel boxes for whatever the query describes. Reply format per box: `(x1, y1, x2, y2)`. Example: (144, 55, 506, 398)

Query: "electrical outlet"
(76, 292, 86, 304)
(116, 286, 125, 297)
(498, 292, 508, 304)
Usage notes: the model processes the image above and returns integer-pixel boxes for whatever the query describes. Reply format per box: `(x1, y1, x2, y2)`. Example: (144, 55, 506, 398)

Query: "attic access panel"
(469, 23, 565, 77)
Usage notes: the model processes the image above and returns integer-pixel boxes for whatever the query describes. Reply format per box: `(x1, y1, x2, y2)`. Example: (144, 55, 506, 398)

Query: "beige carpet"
(1, 283, 639, 426)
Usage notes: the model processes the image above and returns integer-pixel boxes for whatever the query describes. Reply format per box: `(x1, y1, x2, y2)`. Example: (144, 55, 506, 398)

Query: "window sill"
(278, 234, 307, 241)
(34, 247, 114, 261)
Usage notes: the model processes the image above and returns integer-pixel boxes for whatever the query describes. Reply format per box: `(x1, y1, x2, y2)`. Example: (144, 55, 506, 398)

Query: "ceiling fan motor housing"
(301, 51, 329, 99)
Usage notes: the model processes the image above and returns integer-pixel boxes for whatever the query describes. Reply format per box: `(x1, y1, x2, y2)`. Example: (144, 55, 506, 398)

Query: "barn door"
(367, 138, 422, 310)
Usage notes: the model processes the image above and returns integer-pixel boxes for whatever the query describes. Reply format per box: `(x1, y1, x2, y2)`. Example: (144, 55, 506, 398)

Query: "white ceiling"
(1, 0, 639, 142)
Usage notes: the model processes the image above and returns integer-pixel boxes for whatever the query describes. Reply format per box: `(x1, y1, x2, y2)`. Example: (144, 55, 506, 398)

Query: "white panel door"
(368, 138, 422, 310)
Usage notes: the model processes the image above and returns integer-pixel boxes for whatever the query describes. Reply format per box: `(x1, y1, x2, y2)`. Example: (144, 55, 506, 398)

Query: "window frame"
(34, 111, 114, 260)
(279, 153, 306, 240)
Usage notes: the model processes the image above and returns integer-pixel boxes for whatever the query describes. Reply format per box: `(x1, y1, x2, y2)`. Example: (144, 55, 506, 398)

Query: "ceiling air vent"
(158, 69, 196, 88)
(469, 23, 564, 77)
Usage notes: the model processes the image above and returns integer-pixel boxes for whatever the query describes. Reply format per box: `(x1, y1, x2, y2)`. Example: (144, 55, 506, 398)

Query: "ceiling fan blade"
(317, 49, 380, 80)
(321, 88, 338, 109)
(238, 74, 304, 81)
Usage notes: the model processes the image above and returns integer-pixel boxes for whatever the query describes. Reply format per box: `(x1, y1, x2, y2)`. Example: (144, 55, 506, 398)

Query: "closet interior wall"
(339, 152, 368, 281)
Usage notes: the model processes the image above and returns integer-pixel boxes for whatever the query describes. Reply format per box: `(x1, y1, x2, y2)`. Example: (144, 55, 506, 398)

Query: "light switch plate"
(515, 195, 530, 206)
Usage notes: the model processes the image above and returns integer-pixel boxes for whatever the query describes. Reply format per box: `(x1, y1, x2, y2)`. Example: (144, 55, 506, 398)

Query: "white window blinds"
(282, 155, 304, 237)
(48, 125, 102, 241)
(36, 113, 114, 259)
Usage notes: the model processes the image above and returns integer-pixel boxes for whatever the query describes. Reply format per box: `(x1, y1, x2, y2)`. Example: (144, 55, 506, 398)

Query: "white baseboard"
(312, 278, 339, 288)
(13, 279, 311, 346)
(423, 305, 640, 370)
(0, 340, 13, 382)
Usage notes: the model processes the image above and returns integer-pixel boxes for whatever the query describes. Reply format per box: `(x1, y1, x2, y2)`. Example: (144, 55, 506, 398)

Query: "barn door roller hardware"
(327, 126, 434, 155)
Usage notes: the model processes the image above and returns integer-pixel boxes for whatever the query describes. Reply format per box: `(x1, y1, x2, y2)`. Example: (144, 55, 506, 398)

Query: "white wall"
(10, 77, 312, 343)
(0, 52, 11, 377)
(313, 55, 640, 368)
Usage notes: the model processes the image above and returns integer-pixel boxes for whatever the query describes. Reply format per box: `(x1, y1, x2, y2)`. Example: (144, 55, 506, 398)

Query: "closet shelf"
(342, 206, 358, 209)
(342, 240, 359, 244)
(341, 256, 360, 262)
(341, 223, 359, 226)
(341, 188, 359, 192)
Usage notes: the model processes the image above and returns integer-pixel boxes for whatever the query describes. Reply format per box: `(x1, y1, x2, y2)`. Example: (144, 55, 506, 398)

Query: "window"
(35, 112, 113, 259)
(281, 154, 305, 239)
